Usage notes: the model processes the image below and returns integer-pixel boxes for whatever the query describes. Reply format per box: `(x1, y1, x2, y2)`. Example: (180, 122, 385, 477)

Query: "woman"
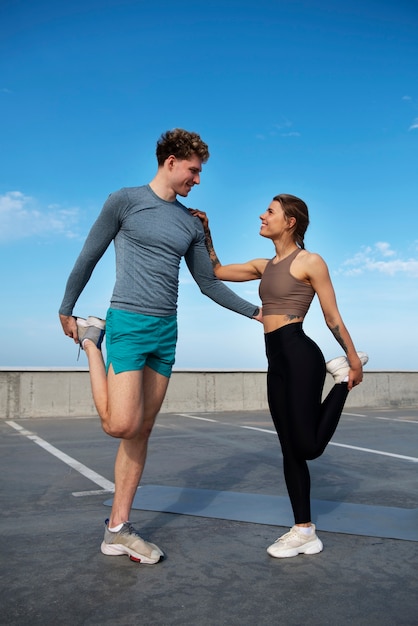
(191, 194, 368, 558)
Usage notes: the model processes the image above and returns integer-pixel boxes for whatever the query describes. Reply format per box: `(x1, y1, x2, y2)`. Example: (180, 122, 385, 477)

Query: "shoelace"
(121, 522, 142, 538)
(276, 528, 307, 544)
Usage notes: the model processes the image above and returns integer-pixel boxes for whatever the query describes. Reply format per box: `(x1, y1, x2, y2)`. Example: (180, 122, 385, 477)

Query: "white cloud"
(337, 242, 418, 277)
(409, 118, 418, 130)
(374, 241, 395, 257)
(274, 118, 293, 130)
(274, 119, 301, 137)
(0, 191, 80, 242)
(256, 119, 300, 140)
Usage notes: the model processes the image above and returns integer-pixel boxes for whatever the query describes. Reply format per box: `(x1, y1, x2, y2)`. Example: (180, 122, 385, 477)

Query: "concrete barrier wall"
(1, 368, 418, 419)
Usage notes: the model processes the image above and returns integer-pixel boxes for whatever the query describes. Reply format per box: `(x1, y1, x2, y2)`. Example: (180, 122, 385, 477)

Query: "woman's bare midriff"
(263, 314, 305, 334)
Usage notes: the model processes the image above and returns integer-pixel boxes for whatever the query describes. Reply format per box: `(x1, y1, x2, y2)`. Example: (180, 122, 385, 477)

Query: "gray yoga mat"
(104, 485, 418, 542)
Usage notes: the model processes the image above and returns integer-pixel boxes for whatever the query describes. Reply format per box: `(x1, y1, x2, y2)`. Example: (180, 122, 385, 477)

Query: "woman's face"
(259, 201, 289, 239)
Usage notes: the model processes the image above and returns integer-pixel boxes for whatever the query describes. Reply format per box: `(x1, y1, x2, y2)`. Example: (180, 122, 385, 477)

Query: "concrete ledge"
(1, 368, 418, 418)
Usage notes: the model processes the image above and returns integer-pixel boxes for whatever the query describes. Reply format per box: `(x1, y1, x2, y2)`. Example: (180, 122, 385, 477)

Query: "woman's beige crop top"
(259, 248, 315, 317)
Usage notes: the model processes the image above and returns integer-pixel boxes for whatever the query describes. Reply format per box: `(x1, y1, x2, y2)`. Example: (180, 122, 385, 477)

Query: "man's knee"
(101, 413, 155, 440)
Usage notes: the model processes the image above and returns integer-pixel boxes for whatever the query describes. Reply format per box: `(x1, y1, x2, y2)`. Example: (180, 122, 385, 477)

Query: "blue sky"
(1, 0, 417, 371)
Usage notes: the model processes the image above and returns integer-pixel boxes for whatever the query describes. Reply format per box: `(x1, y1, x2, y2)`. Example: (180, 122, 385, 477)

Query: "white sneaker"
(326, 351, 369, 383)
(267, 524, 323, 559)
(76, 316, 106, 350)
(101, 519, 164, 564)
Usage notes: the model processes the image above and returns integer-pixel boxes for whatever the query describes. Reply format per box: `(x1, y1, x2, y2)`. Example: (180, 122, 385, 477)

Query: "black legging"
(265, 323, 349, 524)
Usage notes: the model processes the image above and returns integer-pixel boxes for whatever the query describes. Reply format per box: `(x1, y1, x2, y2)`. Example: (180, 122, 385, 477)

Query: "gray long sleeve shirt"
(59, 185, 258, 319)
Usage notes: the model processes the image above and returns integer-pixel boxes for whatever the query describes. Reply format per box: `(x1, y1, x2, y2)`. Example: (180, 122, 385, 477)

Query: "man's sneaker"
(76, 316, 106, 350)
(100, 519, 164, 564)
(326, 351, 369, 383)
(267, 524, 323, 559)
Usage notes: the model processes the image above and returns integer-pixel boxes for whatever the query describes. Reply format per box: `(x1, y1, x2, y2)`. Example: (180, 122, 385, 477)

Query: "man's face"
(169, 154, 203, 197)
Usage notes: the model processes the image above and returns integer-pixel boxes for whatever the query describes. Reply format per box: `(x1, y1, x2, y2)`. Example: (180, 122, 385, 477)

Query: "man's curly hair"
(156, 128, 210, 165)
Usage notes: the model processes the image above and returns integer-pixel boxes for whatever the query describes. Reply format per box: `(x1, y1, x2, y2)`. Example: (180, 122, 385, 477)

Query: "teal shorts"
(105, 308, 177, 378)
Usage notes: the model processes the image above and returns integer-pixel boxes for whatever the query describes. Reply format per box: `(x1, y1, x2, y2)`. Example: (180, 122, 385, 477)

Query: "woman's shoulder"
(297, 249, 326, 264)
(295, 250, 329, 279)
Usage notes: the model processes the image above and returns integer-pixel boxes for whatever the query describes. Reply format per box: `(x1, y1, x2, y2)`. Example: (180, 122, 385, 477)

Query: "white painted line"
(241, 425, 276, 434)
(72, 489, 114, 497)
(6, 420, 115, 491)
(241, 425, 418, 461)
(329, 442, 418, 463)
(176, 413, 219, 423)
(174, 413, 418, 464)
(375, 416, 418, 424)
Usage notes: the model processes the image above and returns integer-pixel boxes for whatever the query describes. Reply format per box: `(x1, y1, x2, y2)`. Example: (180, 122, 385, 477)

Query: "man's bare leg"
(82, 342, 109, 426)
(108, 366, 170, 527)
(82, 343, 152, 437)
(82, 342, 170, 525)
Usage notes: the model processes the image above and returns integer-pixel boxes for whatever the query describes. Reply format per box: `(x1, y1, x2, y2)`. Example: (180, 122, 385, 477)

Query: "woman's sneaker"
(267, 524, 323, 559)
(326, 351, 369, 383)
(76, 316, 106, 350)
(101, 519, 164, 564)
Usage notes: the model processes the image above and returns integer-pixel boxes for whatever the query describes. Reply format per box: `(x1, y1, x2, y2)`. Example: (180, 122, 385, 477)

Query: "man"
(59, 128, 261, 564)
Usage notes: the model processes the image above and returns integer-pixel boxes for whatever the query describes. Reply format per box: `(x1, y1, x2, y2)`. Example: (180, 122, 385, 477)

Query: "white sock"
(297, 525, 314, 535)
(108, 522, 124, 533)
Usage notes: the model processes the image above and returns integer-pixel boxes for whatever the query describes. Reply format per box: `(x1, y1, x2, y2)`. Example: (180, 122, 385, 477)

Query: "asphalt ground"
(1, 407, 417, 626)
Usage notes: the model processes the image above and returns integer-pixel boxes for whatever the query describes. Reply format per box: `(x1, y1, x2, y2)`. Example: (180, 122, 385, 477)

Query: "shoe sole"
(86, 316, 106, 329)
(100, 540, 164, 564)
(327, 352, 369, 375)
(326, 356, 348, 374)
(267, 537, 323, 559)
(76, 318, 105, 351)
(76, 319, 88, 340)
(357, 351, 369, 366)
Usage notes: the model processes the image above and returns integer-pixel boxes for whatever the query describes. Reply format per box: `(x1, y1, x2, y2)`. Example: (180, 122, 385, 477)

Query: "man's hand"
(59, 314, 79, 343)
(253, 307, 263, 323)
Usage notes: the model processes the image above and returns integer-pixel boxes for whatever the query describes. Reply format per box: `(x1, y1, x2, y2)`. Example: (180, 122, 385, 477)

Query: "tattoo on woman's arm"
(204, 230, 221, 268)
(331, 325, 348, 353)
